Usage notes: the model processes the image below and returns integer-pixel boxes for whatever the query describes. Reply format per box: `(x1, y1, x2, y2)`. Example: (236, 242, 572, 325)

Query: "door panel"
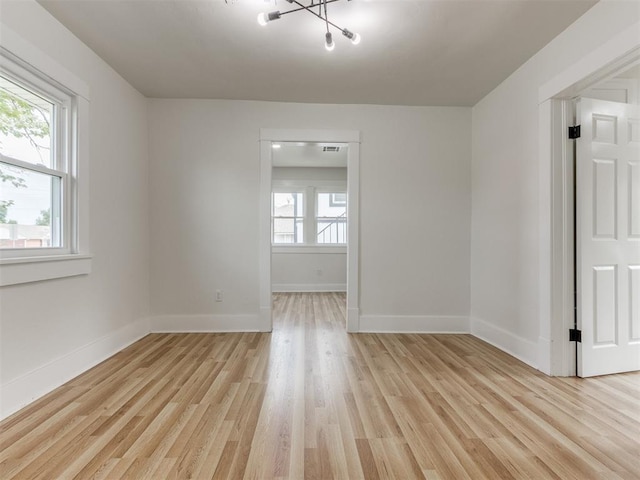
(630, 266, 640, 342)
(593, 265, 617, 346)
(631, 159, 640, 238)
(577, 98, 640, 377)
(593, 158, 617, 238)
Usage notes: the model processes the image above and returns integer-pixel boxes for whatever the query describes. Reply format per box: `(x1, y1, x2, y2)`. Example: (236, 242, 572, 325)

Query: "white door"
(576, 97, 640, 377)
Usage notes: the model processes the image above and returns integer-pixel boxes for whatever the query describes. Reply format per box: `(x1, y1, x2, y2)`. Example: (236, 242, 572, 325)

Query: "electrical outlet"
(216, 290, 223, 302)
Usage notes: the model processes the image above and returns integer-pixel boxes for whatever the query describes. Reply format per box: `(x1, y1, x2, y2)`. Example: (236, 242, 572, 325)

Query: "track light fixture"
(257, 0, 360, 52)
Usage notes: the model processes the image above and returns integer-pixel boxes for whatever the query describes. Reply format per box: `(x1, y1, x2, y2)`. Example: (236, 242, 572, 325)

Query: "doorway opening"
(543, 43, 640, 377)
(271, 142, 348, 331)
(259, 129, 361, 333)
(271, 142, 347, 293)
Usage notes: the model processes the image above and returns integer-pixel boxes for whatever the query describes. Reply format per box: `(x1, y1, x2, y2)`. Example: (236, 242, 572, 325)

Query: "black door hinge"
(569, 328, 582, 342)
(568, 125, 581, 139)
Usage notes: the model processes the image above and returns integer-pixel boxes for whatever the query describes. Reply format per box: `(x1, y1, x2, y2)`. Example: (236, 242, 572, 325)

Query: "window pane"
(316, 192, 347, 244)
(272, 191, 304, 244)
(317, 192, 346, 217)
(0, 76, 54, 168)
(273, 192, 304, 217)
(273, 217, 304, 244)
(0, 161, 61, 248)
(317, 218, 346, 244)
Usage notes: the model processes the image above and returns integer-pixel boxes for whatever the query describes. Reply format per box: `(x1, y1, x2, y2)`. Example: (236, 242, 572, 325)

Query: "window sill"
(0, 254, 93, 286)
(272, 245, 346, 254)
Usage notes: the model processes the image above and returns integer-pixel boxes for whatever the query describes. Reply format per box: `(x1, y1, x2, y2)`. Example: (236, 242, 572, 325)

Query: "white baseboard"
(358, 315, 469, 333)
(470, 317, 538, 369)
(1, 316, 150, 421)
(272, 283, 347, 293)
(150, 314, 262, 333)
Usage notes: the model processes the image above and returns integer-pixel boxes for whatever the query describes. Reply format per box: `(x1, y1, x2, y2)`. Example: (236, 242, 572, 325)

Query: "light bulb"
(258, 11, 280, 26)
(325, 32, 335, 51)
(341, 29, 361, 46)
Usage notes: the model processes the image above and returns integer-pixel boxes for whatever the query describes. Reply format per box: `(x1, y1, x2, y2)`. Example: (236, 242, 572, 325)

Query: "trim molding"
(359, 315, 469, 334)
(272, 246, 346, 254)
(272, 283, 346, 293)
(470, 317, 538, 370)
(538, 23, 640, 103)
(151, 314, 262, 333)
(0, 255, 92, 286)
(0, 24, 90, 99)
(0, 316, 150, 420)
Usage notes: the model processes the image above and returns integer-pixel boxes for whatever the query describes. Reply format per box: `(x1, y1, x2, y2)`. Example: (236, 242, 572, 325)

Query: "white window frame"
(0, 27, 92, 286)
(0, 59, 73, 256)
(315, 187, 347, 245)
(0, 154, 67, 250)
(271, 179, 347, 253)
(271, 189, 306, 245)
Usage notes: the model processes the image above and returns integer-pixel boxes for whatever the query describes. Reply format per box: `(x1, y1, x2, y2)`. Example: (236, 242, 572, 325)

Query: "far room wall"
(272, 167, 347, 293)
(148, 100, 472, 330)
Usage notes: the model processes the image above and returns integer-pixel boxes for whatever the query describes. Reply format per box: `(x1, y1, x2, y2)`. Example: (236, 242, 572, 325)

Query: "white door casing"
(576, 97, 640, 377)
(258, 129, 361, 332)
(540, 23, 640, 377)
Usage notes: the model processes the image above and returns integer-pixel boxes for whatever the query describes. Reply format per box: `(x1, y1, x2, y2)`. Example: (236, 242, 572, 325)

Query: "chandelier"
(257, 0, 361, 51)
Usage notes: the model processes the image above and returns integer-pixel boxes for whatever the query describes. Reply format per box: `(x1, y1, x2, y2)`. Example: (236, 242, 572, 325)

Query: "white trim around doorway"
(538, 21, 640, 376)
(259, 129, 361, 332)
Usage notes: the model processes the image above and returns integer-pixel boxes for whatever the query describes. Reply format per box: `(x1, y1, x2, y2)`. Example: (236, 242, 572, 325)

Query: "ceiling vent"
(322, 146, 341, 153)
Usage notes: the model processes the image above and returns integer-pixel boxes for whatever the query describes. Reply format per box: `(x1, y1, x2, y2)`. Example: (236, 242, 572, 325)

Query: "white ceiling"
(272, 142, 348, 167)
(38, 0, 597, 106)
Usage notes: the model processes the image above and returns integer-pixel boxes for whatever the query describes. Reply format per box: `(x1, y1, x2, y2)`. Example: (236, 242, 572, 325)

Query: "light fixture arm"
(285, 0, 343, 32)
(277, 0, 341, 18)
(323, 0, 330, 33)
(257, 0, 360, 50)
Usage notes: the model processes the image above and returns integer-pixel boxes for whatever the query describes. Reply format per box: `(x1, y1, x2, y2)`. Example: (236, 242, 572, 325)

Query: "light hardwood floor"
(1, 292, 639, 479)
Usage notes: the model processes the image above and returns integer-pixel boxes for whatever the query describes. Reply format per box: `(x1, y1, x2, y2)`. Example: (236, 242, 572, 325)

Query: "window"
(271, 187, 347, 246)
(272, 192, 304, 244)
(0, 59, 73, 255)
(0, 35, 91, 286)
(316, 192, 346, 244)
(329, 192, 346, 206)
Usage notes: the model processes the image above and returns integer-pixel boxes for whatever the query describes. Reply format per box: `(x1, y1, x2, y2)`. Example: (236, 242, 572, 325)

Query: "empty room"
(1, 0, 639, 478)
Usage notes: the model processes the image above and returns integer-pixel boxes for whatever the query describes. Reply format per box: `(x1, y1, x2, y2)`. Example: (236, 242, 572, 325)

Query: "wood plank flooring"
(1, 292, 639, 479)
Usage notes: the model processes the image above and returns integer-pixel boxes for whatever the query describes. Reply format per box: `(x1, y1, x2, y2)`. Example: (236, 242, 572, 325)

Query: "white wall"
(148, 101, 471, 329)
(0, 1, 150, 418)
(272, 252, 346, 292)
(470, 0, 640, 367)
